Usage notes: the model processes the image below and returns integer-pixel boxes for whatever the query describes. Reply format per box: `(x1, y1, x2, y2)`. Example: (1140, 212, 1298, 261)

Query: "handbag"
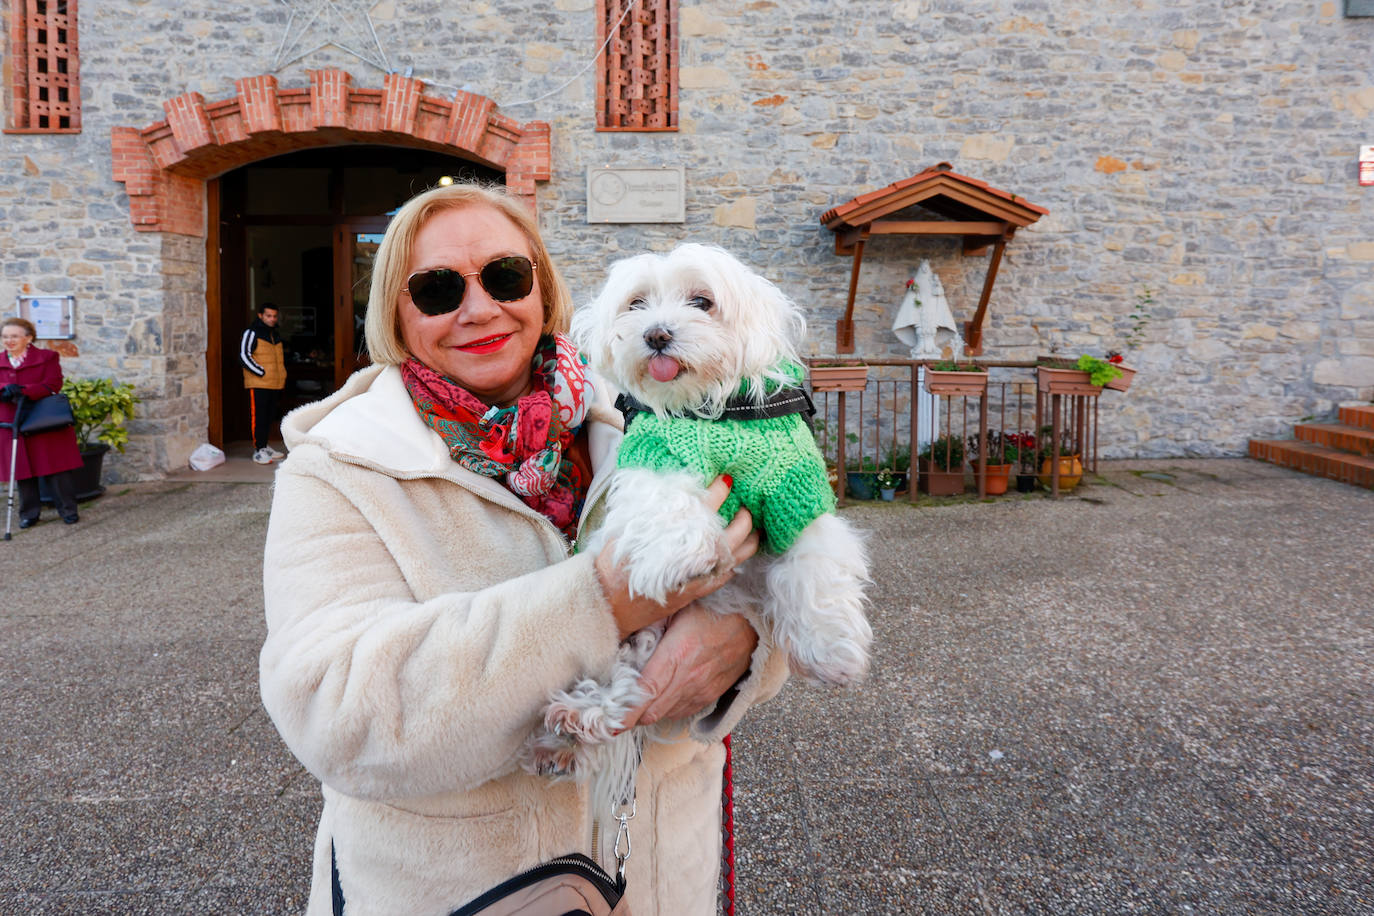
(17, 393, 76, 436)
(449, 853, 630, 916)
(331, 849, 630, 916)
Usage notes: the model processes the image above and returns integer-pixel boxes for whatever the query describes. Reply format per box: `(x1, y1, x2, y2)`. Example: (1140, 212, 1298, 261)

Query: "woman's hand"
(594, 476, 759, 640)
(619, 604, 759, 729)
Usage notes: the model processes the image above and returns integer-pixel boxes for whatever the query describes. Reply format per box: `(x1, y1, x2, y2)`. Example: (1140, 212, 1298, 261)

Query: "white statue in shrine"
(892, 260, 963, 360)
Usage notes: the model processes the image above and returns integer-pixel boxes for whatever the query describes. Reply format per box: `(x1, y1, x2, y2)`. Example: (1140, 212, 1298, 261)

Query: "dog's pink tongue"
(648, 355, 681, 382)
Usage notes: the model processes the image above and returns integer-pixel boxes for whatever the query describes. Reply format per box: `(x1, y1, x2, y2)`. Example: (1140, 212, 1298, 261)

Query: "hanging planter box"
(1037, 367, 1101, 396)
(924, 369, 989, 397)
(1104, 364, 1137, 392)
(809, 364, 869, 392)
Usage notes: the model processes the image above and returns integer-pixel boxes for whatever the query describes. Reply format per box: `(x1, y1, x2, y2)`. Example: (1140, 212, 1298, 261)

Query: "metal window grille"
(596, 0, 677, 131)
(9, 0, 80, 131)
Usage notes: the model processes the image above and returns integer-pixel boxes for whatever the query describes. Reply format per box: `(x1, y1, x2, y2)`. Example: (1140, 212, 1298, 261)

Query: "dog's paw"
(518, 729, 583, 778)
(544, 688, 620, 744)
(789, 636, 871, 687)
(765, 513, 874, 687)
(605, 468, 731, 600)
(622, 534, 732, 600)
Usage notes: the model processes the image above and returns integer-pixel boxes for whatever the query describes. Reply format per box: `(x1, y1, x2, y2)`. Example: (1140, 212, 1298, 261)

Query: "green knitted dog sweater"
(616, 403, 835, 555)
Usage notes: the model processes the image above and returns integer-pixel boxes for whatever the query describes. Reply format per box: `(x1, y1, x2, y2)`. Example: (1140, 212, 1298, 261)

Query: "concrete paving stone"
(1222, 770, 1374, 869)
(732, 774, 824, 915)
(930, 775, 1120, 872)
(0, 794, 315, 902)
(740, 689, 934, 786)
(977, 868, 1165, 915)
(1, 465, 1372, 912)
(1086, 770, 1285, 870)
(1, 797, 227, 893)
(815, 868, 988, 915)
(198, 793, 318, 889)
(0, 885, 307, 915)
(810, 781, 964, 875)
(730, 871, 825, 916)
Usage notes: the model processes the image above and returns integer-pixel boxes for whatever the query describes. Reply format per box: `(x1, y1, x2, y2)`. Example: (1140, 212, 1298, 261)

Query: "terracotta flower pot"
(1037, 367, 1101, 396)
(973, 461, 1012, 495)
(923, 369, 989, 397)
(810, 365, 869, 392)
(1037, 454, 1084, 491)
(1104, 364, 1136, 392)
(917, 459, 965, 496)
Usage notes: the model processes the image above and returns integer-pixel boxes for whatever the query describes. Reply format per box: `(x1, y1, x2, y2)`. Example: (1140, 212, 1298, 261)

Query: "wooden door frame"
(332, 217, 390, 390)
(206, 178, 223, 448)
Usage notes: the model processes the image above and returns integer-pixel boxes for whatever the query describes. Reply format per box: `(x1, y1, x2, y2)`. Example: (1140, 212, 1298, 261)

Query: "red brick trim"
(5, 0, 82, 132)
(109, 69, 553, 237)
(596, 0, 677, 131)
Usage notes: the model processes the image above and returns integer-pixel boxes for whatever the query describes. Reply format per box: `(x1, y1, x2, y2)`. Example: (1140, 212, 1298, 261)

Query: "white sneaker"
(252, 448, 274, 465)
(265, 446, 285, 459)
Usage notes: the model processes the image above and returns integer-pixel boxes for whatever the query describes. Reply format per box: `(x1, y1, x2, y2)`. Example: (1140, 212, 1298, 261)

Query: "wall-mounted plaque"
(16, 295, 76, 339)
(587, 166, 686, 224)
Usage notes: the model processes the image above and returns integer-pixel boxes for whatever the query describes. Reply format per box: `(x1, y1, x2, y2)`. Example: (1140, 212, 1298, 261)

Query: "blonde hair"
(363, 183, 572, 366)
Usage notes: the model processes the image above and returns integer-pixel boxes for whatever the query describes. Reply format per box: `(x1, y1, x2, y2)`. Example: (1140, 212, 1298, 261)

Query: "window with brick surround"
(5, 0, 80, 132)
(596, 0, 677, 131)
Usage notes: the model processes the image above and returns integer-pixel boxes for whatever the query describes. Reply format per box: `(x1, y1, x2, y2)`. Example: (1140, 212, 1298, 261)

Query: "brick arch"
(110, 70, 551, 236)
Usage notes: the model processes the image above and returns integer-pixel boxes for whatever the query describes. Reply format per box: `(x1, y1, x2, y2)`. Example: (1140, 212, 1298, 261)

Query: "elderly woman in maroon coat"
(1, 318, 83, 527)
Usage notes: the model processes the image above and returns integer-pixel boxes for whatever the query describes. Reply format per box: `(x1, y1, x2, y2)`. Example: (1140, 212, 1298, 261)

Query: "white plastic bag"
(189, 443, 226, 471)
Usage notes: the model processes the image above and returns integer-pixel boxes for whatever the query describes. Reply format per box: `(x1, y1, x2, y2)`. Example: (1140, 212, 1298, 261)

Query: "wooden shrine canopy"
(819, 163, 1048, 354)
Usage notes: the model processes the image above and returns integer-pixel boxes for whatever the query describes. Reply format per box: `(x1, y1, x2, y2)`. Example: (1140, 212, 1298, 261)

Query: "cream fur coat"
(259, 364, 788, 916)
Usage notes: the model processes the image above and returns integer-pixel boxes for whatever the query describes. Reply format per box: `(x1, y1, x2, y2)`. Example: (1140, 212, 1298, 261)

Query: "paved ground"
(0, 457, 1370, 914)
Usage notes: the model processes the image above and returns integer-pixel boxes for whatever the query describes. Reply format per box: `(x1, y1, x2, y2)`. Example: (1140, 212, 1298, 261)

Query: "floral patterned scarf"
(401, 333, 593, 538)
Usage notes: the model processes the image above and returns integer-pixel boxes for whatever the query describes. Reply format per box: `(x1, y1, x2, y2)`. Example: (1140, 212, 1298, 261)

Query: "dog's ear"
(693, 246, 804, 381)
(573, 255, 641, 373)
(569, 298, 605, 367)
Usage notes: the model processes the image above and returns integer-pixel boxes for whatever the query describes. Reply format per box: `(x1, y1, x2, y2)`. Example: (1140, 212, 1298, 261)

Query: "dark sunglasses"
(405, 256, 538, 316)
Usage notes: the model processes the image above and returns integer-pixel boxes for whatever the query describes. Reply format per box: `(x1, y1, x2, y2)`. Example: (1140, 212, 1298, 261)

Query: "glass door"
(332, 220, 389, 390)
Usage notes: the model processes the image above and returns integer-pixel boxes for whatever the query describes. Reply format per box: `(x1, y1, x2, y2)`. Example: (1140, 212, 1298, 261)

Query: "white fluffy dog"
(519, 243, 872, 805)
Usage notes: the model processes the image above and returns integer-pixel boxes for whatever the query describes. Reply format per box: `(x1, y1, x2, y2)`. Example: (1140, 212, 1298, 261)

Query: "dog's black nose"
(644, 327, 673, 351)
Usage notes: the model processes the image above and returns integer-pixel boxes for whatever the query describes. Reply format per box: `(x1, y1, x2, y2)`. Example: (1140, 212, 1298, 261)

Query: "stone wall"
(1, 0, 1371, 476)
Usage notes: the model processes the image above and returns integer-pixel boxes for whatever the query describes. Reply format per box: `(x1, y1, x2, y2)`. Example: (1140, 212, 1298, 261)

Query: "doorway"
(208, 145, 502, 448)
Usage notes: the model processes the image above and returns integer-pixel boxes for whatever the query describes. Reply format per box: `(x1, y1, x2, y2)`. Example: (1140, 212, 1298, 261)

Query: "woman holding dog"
(259, 182, 788, 915)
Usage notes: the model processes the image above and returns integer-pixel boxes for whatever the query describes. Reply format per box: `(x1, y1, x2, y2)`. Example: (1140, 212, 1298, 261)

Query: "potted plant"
(1007, 431, 1039, 492)
(809, 361, 869, 392)
(875, 467, 899, 501)
(1035, 425, 1083, 492)
(61, 377, 139, 500)
(881, 443, 911, 494)
(1036, 357, 1103, 396)
(844, 453, 879, 500)
(1075, 354, 1123, 388)
(966, 430, 1018, 496)
(1103, 286, 1152, 392)
(917, 434, 965, 496)
(923, 360, 989, 397)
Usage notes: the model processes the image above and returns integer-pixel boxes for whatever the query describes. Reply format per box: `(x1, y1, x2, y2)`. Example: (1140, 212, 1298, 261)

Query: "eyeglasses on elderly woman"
(404, 255, 538, 317)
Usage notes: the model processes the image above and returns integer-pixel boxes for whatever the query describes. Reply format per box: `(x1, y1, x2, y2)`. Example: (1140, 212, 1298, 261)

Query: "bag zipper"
(449, 853, 623, 915)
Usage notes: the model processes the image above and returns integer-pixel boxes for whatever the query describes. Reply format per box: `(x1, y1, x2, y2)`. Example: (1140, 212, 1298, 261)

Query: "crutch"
(2, 395, 23, 541)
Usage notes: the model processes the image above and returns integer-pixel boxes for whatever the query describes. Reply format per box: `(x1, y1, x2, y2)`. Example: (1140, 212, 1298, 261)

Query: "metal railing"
(806, 358, 1102, 505)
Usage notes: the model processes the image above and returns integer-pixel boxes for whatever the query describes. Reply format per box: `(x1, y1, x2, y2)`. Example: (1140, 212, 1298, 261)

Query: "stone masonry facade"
(1, 0, 1372, 478)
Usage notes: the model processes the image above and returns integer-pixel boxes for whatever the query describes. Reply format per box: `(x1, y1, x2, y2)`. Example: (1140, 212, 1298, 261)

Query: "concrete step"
(1339, 404, 1374, 431)
(1249, 439, 1374, 490)
(1295, 422, 1374, 456)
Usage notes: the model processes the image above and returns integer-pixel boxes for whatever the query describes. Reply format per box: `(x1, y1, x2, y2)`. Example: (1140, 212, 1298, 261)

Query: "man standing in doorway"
(240, 303, 286, 465)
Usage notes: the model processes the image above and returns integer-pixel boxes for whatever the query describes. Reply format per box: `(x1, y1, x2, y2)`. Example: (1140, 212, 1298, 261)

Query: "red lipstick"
(457, 333, 511, 354)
